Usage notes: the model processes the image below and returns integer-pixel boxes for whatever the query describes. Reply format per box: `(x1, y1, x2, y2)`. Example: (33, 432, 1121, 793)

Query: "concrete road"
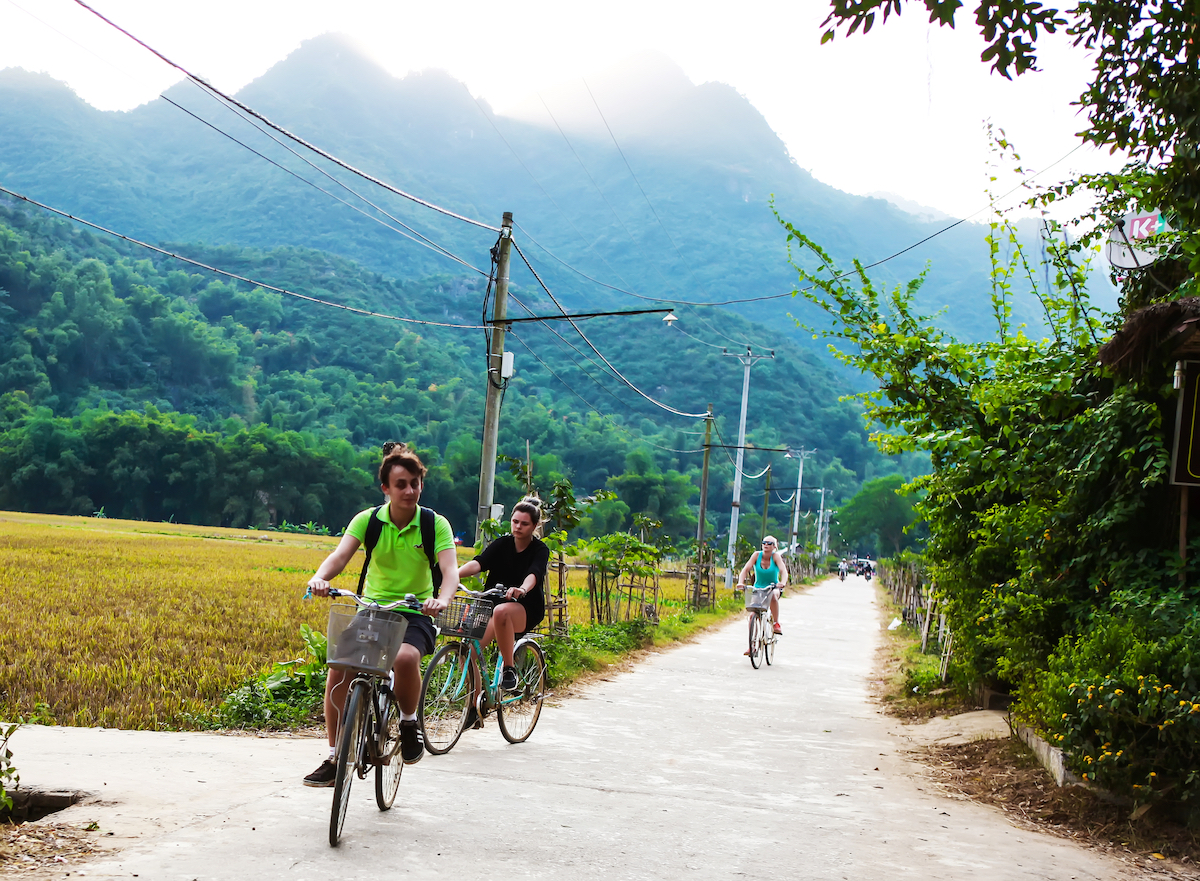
(12, 576, 1135, 879)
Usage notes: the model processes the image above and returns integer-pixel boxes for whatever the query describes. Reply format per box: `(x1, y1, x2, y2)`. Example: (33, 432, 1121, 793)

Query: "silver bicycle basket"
(326, 603, 409, 676)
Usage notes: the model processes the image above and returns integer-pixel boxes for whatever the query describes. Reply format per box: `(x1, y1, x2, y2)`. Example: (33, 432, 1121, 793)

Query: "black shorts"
(400, 613, 437, 657)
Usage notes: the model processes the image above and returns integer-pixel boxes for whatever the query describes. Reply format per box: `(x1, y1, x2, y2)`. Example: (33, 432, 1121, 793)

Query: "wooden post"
(1181, 486, 1189, 584)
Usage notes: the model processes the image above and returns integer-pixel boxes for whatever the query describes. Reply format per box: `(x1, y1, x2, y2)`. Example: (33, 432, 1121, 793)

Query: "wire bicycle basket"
(326, 603, 409, 676)
(744, 586, 774, 611)
(436, 596, 496, 639)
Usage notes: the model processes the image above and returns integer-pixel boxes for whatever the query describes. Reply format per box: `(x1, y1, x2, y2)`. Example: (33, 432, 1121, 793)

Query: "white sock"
(328, 747, 336, 760)
(401, 710, 417, 722)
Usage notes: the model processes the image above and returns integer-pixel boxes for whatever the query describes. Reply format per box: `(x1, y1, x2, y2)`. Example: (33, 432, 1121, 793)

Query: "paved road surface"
(12, 576, 1134, 879)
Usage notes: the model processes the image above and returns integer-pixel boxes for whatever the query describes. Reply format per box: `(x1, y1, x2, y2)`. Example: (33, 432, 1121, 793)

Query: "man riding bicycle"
(737, 535, 789, 653)
(303, 443, 459, 786)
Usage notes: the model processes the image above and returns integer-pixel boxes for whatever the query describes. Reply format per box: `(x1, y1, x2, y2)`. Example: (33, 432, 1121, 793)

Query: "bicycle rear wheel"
(497, 640, 546, 743)
(419, 642, 473, 755)
(374, 687, 403, 810)
(748, 613, 763, 668)
(330, 679, 368, 847)
(764, 616, 775, 666)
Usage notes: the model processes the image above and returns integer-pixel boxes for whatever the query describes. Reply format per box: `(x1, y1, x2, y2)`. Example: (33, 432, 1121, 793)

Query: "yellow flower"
(1062, 713, 1069, 719)
(1114, 689, 1123, 695)
(1150, 772, 1157, 777)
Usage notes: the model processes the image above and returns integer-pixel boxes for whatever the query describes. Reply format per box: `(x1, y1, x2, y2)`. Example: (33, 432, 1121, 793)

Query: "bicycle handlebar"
(455, 586, 509, 601)
(306, 587, 423, 612)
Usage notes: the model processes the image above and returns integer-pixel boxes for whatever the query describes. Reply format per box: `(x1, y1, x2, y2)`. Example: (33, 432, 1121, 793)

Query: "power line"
(72, 0, 499, 232)
(183, 82, 488, 276)
(0, 184, 489, 329)
(508, 293, 640, 415)
(583, 79, 713, 301)
(162, 94, 488, 277)
(507, 330, 704, 454)
(511, 240, 709, 419)
(464, 87, 638, 294)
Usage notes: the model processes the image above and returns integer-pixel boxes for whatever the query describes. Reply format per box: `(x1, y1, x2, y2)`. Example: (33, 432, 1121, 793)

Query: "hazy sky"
(0, 0, 1121, 220)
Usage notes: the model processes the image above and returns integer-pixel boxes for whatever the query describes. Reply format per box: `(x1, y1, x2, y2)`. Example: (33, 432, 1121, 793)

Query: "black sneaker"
(400, 720, 424, 764)
(464, 703, 482, 730)
(500, 666, 518, 691)
(303, 759, 336, 787)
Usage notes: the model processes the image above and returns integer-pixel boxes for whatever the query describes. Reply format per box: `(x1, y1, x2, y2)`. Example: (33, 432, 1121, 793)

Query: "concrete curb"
(1015, 723, 1081, 787)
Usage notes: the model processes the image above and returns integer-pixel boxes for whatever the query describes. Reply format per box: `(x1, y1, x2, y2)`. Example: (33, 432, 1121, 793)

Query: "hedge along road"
(11, 577, 1135, 880)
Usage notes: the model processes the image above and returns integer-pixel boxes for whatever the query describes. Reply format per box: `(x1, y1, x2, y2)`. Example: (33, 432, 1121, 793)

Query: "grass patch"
(873, 583, 972, 719)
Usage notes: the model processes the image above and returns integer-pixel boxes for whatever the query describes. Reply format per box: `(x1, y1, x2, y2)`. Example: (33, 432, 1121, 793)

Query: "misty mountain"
(0, 34, 1044, 354)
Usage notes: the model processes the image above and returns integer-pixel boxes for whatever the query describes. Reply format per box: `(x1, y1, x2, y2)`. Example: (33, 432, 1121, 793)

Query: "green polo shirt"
(345, 505, 454, 605)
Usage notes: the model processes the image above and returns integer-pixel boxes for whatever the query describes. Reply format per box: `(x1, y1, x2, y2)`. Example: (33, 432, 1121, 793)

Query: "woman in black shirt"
(457, 498, 550, 692)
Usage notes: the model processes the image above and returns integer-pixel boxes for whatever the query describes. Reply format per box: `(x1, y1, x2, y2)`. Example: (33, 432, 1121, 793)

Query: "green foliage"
(0, 720, 19, 812)
(1023, 615, 1200, 804)
(779, 151, 1198, 801)
(837, 474, 922, 557)
(0, 201, 893, 541)
(211, 624, 328, 729)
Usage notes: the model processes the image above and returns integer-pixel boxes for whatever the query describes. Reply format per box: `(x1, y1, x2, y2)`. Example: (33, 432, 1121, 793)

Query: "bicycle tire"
(749, 613, 763, 669)
(497, 640, 546, 743)
(419, 642, 472, 755)
(374, 687, 403, 810)
(764, 616, 775, 666)
(329, 679, 368, 847)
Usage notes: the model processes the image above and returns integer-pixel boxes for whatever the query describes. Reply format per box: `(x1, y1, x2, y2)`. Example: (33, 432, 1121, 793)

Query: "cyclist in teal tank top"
(736, 535, 789, 651)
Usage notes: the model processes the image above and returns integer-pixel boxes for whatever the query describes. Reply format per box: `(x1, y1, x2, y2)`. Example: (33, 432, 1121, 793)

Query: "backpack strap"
(420, 506, 444, 596)
(356, 505, 386, 597)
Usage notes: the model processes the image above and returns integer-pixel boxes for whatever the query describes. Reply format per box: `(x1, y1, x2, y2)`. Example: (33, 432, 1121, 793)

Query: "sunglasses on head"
(382, 441, 400, 455)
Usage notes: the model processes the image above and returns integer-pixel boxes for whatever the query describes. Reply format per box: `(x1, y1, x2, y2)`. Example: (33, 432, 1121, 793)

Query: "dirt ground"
(872, 591, 1199, 880)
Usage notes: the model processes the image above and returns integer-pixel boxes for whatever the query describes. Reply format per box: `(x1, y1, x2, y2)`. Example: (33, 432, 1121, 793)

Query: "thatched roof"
(1098, 297, 1200, 376)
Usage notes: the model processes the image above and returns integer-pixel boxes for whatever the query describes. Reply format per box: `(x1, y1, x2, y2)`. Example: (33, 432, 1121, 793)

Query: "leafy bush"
(1025, 615, 1200, 803)
(0, 720, 19, 812)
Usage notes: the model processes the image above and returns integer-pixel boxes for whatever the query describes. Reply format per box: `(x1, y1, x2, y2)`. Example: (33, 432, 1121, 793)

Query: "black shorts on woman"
(473, 534, 550, 634)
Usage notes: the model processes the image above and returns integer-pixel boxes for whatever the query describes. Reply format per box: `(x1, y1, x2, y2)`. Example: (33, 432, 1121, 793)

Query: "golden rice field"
(0, 511, 701, 730)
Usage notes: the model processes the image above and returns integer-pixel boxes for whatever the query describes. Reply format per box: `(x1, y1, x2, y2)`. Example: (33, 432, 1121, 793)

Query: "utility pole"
(761, 464, 772, 540)
(723, 347, 774, 588)
(696, 404, 713, 546)
(476, 212, 514, 542)
(787, 448, 816, 552)
(815, 487, 827, 560)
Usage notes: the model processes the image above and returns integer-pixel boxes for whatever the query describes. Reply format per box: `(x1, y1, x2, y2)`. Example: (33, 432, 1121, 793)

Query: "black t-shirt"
(474, 535, 550, 595)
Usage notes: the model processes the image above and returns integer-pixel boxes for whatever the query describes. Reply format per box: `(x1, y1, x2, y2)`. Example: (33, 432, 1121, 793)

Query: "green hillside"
(0, 199, 918, 540)
(0, 35, 1056, 357)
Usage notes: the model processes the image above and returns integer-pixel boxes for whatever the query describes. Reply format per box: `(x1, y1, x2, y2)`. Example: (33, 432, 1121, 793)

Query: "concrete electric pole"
(723, 347, 773, 588)
(476, 212, 514, 542)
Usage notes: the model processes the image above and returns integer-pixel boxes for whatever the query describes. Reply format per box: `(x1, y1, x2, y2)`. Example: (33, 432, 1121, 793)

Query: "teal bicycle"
(419, 587, 547, 753)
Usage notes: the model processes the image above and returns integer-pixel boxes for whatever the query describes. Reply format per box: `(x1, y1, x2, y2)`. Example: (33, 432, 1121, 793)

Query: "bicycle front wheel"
(497, 640, 546, 744)
(330, 679, 368, 847)
(419, 642, 473, 755)
(748, 614, 763, 669)
(374, 687, 403, 810)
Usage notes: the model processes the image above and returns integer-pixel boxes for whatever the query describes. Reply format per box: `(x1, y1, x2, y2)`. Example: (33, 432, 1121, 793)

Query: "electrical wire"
(507, 329, 705, 454)
(517, 141, 1089, 310)
(511, 240, 709, 419)
(72, 0, 499, 232)
(0, 184, 488, 329)
(583, 79, 713, 301)
(464, 87, 638, 294)
(182, 83, 489, 276)
(508, 293, 640, 414)
(162, 95, 488, 277)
